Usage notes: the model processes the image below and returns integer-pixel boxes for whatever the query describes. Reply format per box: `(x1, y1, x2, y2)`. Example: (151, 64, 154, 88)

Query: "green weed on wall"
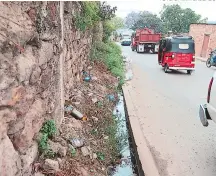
(75, 2, 100, 31)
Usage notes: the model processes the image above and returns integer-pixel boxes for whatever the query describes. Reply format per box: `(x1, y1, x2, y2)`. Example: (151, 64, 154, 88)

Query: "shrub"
(90, 41, 125, 88)
(75, 2, 100, 31)
(40, 119, 57, 138)
(102, 20, 115, 42)
(38, 120, 57, 158)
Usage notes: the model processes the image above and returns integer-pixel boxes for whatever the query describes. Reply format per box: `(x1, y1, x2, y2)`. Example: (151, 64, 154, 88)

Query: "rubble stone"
(81, 146, 91, 157)
(43, 159, 60, 171)
(48, 140, 67, 157)
(34, 172, 45, 176)
(21, 142, 38, 175)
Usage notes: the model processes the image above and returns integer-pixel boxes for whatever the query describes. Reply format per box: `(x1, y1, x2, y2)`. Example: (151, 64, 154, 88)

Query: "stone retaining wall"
(0, 2, 97, 175)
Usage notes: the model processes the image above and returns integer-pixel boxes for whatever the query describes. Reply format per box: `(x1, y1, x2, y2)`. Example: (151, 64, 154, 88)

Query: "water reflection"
(110, 95, 134, 176)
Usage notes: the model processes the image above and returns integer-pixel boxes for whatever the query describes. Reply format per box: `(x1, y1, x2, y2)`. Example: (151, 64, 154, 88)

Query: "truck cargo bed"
(136, 34, 161, 43)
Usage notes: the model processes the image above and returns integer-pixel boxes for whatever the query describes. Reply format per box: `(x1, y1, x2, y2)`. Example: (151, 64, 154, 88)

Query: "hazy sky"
(108, 0, 216, 21)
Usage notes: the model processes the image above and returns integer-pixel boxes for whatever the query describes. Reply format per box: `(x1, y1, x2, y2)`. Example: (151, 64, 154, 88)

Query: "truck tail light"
(207, 77, 214, 103)
(192, 55, 195, 61)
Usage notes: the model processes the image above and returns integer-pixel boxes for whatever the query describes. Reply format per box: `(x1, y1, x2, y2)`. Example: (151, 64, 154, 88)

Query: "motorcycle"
(206, 50, 216, 68)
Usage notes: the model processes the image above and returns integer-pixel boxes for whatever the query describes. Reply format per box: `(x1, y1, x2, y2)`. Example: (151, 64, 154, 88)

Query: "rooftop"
(190, 23, 216, 25)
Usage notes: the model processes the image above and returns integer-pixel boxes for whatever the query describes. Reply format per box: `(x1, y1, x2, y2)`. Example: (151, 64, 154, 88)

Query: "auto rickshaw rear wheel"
(206, 58, 211, 68)
(164, 64, 168, 73)
(187, 70, 192, 75)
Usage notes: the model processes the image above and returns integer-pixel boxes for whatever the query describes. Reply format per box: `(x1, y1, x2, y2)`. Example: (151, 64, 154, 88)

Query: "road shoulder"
(123, 81, 160, 176)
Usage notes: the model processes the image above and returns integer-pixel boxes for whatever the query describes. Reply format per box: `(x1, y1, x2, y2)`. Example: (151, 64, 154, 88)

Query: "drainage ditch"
(108, 94, 144, 176)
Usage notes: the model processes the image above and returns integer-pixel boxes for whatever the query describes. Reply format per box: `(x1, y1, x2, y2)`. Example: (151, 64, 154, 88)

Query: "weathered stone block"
(0, 135, 22, 176)
(13, 99, 44, 153)
(38, 42, 54, 66)
(21, 142, 38, 176)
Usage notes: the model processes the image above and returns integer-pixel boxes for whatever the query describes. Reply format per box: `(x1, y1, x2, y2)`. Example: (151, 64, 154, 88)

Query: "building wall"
(189, 24, 216, 58)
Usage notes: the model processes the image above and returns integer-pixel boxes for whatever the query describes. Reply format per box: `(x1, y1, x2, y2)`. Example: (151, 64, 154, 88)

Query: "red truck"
(131, 28, 161, 53)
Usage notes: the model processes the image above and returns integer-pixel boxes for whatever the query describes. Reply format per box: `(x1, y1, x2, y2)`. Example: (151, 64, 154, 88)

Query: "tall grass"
(90, 41, 125, 88)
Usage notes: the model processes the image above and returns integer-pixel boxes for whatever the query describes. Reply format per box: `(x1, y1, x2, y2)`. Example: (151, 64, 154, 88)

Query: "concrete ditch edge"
(122, 82, 160, 176)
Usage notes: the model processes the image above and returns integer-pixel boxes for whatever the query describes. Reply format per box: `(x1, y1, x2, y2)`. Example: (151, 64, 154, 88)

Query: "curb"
(122, 82, 160, 176)
(196, 57, 207, 62)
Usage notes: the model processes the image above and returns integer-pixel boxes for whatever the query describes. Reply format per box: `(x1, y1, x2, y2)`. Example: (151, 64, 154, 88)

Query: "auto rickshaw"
(158, 35, 195, 74)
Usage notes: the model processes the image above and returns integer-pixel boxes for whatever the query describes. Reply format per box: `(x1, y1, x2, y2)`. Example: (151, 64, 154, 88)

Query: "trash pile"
(36, 61, 122, 176)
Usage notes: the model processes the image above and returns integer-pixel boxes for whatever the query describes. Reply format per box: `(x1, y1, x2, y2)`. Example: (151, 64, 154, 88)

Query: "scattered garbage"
(91, 116, 99, 122)
(107, 94, 115, 102)
(97, 101, 103, 107)
(83, 76, 91, 82)
(64, 104, 73, 113)
(70, 138, 84, 148)
(88, 93, 93, 96)
(90, 129, 98, 135)
(106, 166, 116, 176)
(68, 145, 76, 157)
(82, 70, 89, 76)
(70, 107, 83, 119)
(96, 152, 105, 161)
(87, 66, 93, 70)
(81, 146, 91, 157)
(92, 153, 97, 159)
(104, 136, 109, 140)
(82, 70, 92, 82)
(64, 104, 87, 121)
(125, 69, 133, 81)
(91, 97, 98, 104)
(91, 76, 98, 81)
(119, 157, 131, 166)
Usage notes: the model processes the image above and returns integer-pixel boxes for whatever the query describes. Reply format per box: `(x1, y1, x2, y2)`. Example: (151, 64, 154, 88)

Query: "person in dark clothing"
(212, 54, 216, 63)
(211, 49, 216, 64)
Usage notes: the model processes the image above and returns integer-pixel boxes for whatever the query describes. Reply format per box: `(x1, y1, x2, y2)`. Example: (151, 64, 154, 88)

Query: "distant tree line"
(124, 4, 208, 34)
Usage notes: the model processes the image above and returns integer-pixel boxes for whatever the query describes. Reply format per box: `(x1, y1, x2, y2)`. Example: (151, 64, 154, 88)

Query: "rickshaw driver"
(212, 54, 216, 64)
(211, 49, 216, 64)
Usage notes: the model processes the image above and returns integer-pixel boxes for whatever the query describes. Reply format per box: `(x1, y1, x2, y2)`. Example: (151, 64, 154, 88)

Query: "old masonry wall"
(0, 2, 99, 175)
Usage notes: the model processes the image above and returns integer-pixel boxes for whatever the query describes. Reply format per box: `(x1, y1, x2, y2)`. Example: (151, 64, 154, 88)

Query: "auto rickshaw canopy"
(160, 35, 195, 54)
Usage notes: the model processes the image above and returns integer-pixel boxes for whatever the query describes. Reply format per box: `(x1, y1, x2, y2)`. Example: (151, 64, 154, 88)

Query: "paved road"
(121, 45, 216, 176)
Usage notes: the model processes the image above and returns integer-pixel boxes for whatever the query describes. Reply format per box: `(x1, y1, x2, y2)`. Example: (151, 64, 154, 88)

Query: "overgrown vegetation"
(74, 1, 124, 86)
(104, 115, 128, 159)
(38, 120, 57, 158)
(75, 1, 117, 31)
(75, 2, 100, 31)
(90, 41, 124, 89)
(74, 0, 126, 170)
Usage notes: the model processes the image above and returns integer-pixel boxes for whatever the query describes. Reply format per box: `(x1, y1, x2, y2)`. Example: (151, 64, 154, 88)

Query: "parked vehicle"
(199, 72, 216, 127)
(206, 49, 216, 68)
(131, 28, 161, 53)
(158, 35, 195, 74)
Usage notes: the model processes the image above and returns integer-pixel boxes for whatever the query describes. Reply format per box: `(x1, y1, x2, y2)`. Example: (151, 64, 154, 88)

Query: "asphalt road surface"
(121, 45, 216, 176)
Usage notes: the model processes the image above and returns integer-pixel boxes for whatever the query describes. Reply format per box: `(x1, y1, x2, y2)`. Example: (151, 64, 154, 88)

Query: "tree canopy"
(125, 11, 141, 29)
(110, 16, 124, 30)
(132, 11, 162, 32)
(160, 4, 207, 33)
(124, 5, 207, 34)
